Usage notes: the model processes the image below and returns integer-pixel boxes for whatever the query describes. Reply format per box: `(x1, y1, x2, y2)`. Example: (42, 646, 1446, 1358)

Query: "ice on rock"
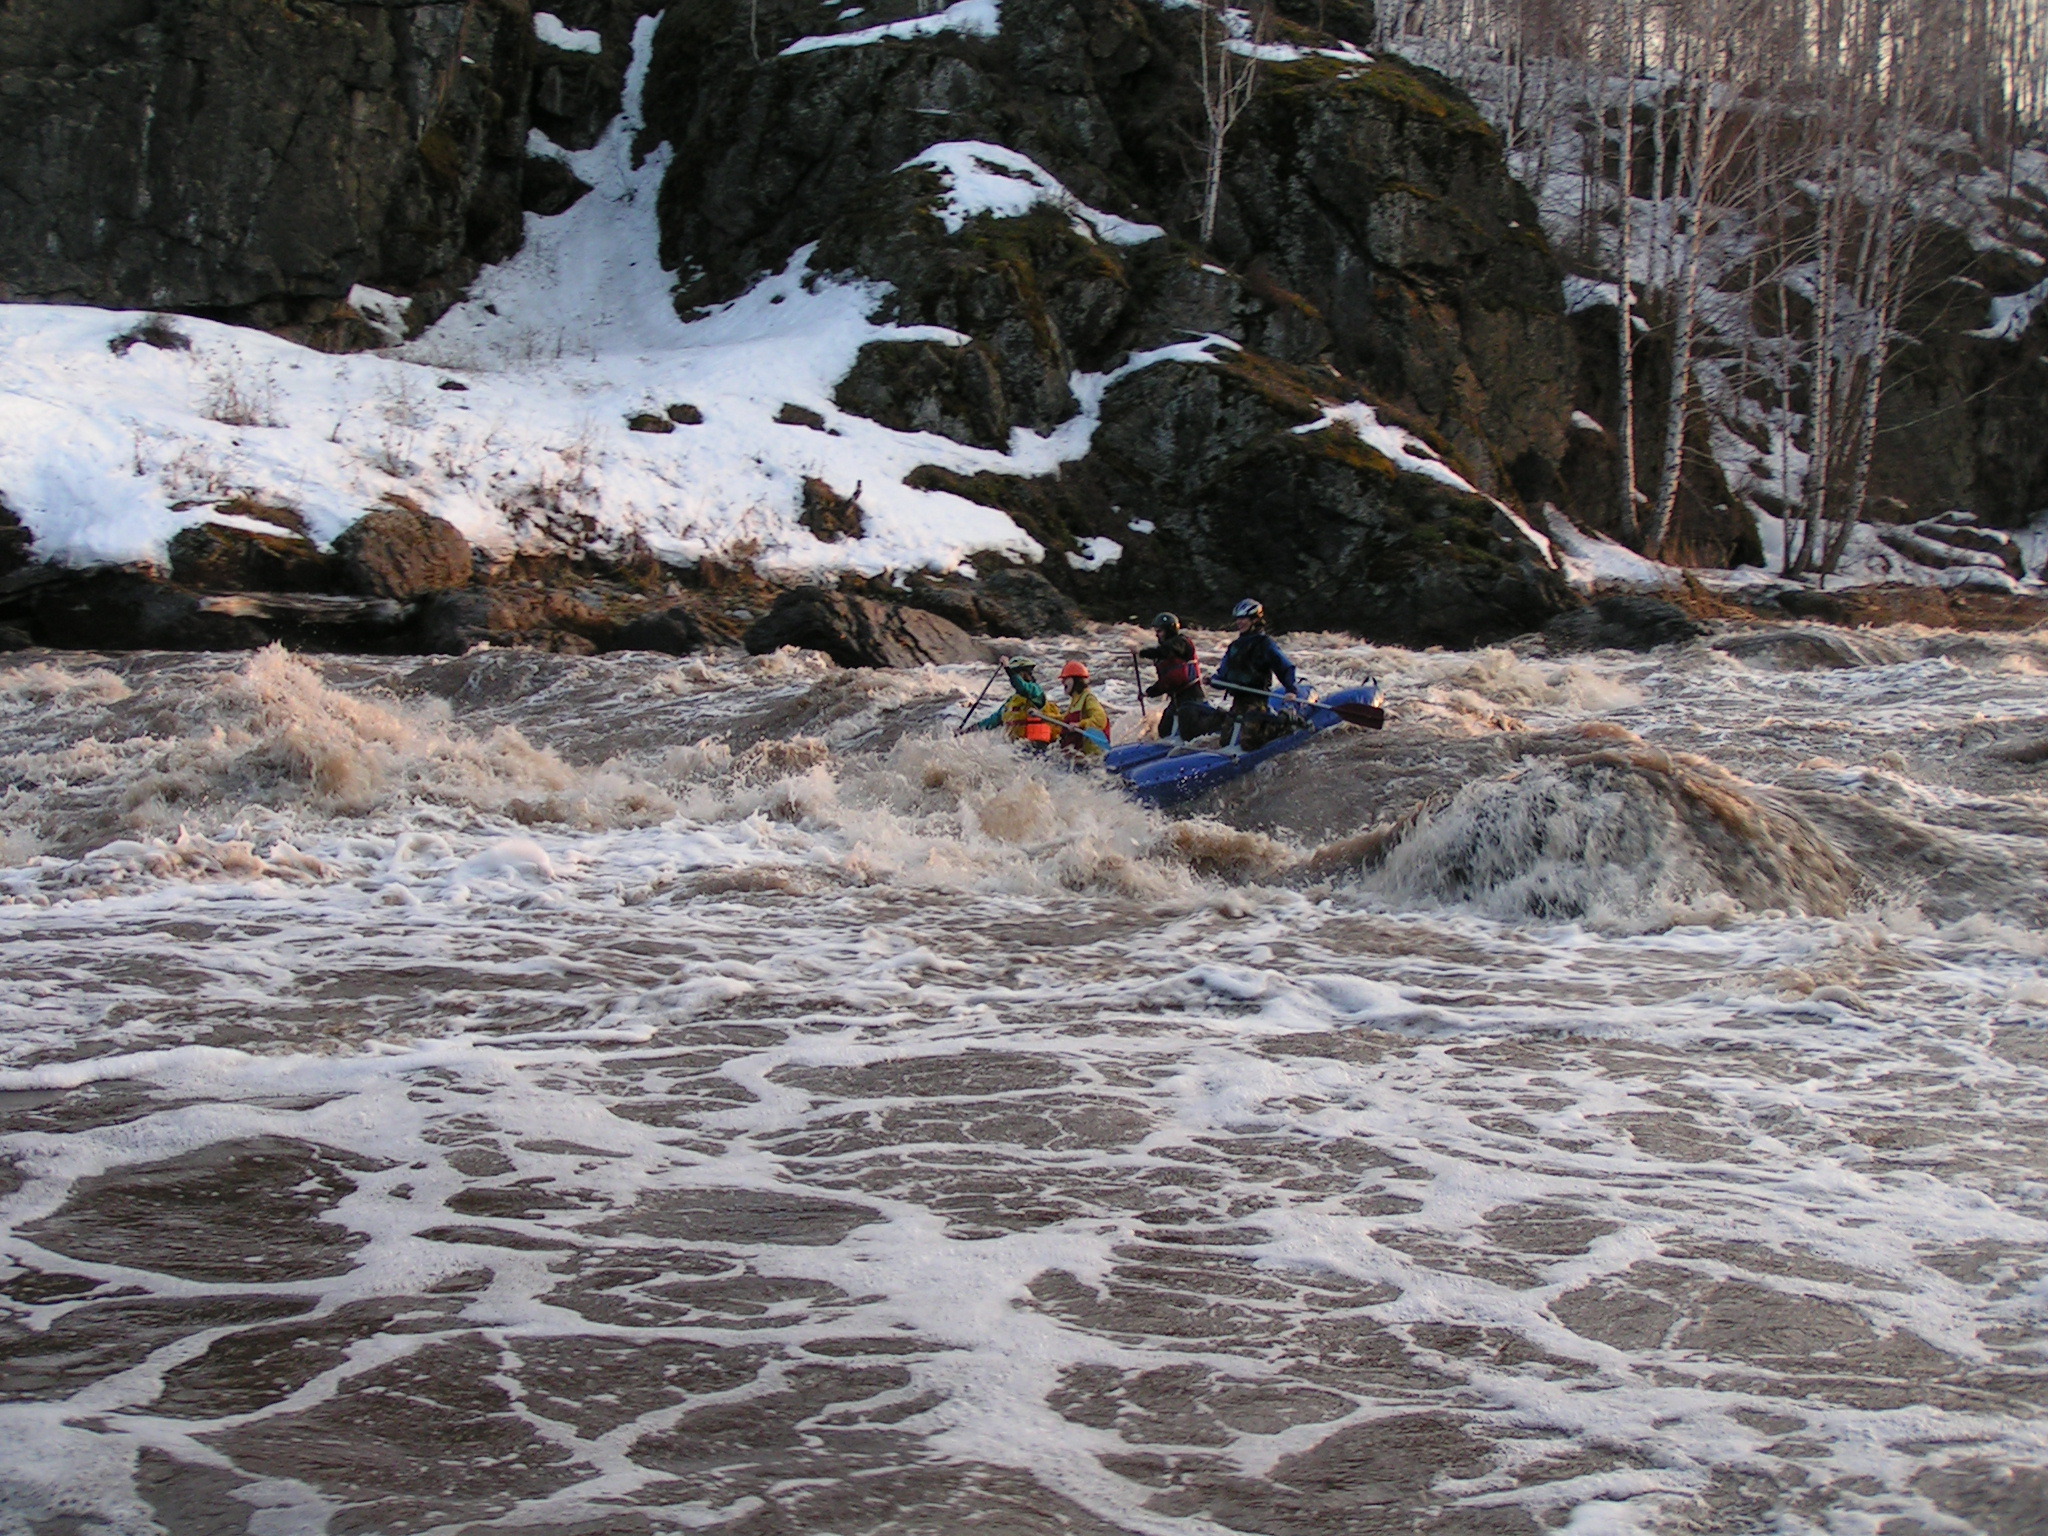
(1970, 274, 2048, 342)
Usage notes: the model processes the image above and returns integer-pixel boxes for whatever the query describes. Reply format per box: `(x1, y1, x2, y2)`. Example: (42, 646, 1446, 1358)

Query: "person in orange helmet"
(1049, 660, 1110, 758)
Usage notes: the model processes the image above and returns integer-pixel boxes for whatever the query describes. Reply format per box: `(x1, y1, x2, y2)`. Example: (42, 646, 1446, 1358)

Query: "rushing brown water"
(3, 625, 2047, 1535)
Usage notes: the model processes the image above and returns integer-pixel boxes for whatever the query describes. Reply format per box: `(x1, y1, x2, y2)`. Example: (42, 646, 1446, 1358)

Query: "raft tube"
(1107, 685, 1384, 808)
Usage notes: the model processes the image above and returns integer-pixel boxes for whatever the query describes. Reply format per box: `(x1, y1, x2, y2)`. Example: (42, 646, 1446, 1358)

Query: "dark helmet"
(1151, 612, 1180, 633)
(1232, 598, 1265, 623)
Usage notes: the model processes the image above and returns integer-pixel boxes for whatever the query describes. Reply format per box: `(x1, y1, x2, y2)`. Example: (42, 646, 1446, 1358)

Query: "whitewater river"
(1, 622, 2045, 1535)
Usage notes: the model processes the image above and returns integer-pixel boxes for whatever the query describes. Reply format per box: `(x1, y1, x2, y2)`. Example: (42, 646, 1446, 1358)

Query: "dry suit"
(1138, 632, 1205, 739)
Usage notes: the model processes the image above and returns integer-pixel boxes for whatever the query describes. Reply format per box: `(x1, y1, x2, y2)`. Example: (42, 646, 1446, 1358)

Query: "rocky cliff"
(0, 0, 648, 343)
(2, 0, 1590, 651)
(642, 0, 1578, 640)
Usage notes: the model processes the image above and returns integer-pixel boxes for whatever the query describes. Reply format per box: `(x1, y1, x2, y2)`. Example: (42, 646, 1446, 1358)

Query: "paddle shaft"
(954, 662, 1006, 736)
(1211, 677, 1383, 729)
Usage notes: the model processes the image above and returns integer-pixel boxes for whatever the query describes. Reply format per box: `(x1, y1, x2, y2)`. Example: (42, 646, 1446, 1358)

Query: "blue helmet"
(1232, 598, 1264, 623)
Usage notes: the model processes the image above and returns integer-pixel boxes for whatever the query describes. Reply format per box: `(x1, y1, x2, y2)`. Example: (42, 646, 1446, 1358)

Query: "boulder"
(895, 567, 1083, 637)
(413, 587, 615, 654)
(744, 588, 993, 668)
(167, 521, 334, 593)
(965, 569, 1082, 637)
(1543, 594, 1707, 653)
(610, 604, 707, 656)
(1714, 628, 1906, 671)
(335, 508, 472, 600)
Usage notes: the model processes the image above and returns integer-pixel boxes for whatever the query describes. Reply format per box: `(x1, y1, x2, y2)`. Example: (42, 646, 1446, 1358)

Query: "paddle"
(1130, 651, 1153, 738)
(1025, 710, 1110, 750)
(954, 661, 1006, 736)
(1211, 678, 1385, 730)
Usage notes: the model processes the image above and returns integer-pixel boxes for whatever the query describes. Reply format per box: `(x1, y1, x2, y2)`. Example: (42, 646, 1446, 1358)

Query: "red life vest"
(1159, 655, 1202, 693)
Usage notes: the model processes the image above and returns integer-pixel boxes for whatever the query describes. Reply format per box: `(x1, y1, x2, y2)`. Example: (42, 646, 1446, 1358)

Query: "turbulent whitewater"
(3, 624, 2047, 1535)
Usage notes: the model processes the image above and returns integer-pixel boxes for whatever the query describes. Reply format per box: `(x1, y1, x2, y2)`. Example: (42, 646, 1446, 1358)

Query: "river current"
(1, 623, 2045, 1535)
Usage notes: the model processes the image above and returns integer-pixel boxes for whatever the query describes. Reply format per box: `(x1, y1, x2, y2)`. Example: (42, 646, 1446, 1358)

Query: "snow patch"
(1065, 536, 1122, 571)
(1542, 505, 1677, 593)
(345, 284, 412, 343)
(533, 11, 602, 53)
(1970, 275, 2048, 342)
(781, 0, 1000, 56)
(903, 142, 1163, 246)
(1295, 399, 1557, 568)
(1295, 401, 1478, 496)
(1564, 275, 1622, 314)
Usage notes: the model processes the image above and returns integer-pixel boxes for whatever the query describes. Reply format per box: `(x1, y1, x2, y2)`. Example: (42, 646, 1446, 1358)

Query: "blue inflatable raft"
(1105, 684, 1385, 808)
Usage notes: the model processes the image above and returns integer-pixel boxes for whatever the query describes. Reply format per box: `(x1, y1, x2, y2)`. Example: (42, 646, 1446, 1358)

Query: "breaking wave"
(5, 624, 2046, 928)
(1337, 746, 1864, 929)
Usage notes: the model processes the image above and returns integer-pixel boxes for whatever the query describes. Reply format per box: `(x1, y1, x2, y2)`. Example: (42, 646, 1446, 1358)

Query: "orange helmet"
(1059, 661, 1090, 681)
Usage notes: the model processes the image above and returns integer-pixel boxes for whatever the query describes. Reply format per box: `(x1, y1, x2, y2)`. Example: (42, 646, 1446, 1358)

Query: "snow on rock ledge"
(781, 0, 1001, 57)
(533, 12, 602, 53)
(903, 143, 1163, 247)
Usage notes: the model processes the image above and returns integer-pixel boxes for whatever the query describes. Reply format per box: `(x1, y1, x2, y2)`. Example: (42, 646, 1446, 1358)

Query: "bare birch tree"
(1197, 0, 1272, 246)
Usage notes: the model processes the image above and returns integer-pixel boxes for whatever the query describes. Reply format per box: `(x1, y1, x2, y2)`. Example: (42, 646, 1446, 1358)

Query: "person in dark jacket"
(1136, 612, 1205, 739)
(1214, 599, 1299, 701)
(1213, 599, 1303, 749)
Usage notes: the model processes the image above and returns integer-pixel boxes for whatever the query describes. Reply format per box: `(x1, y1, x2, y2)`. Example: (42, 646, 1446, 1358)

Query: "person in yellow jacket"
(1049, 660, 1110, 758)
(971, 657, 1056, 745)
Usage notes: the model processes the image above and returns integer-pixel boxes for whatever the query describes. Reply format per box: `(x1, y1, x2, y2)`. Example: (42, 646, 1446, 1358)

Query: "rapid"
(2, 622, 2046, 1535)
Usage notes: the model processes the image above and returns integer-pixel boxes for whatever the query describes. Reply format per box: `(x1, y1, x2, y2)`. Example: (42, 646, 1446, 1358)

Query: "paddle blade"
(1329, 702, 1386, 729)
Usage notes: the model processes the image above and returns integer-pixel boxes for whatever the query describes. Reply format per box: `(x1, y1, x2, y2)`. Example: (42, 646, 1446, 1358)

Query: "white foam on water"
(2, 627, 2047, 1533)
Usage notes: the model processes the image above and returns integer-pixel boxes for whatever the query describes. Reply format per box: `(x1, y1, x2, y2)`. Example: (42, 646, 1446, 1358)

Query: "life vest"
(1000, 695, 1055, 744)
(1158, 655, 1202, 694)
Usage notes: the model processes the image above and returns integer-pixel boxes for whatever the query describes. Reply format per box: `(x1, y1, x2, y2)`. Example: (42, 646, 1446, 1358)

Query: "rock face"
(1866, 229, 2048, 529)
(642, 0, 1579, 643)
(0, 0, 650, 341)
(650, 0, 1567, 493)
(744, 588, 992, 668)
(2, 0, 1586, 648)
